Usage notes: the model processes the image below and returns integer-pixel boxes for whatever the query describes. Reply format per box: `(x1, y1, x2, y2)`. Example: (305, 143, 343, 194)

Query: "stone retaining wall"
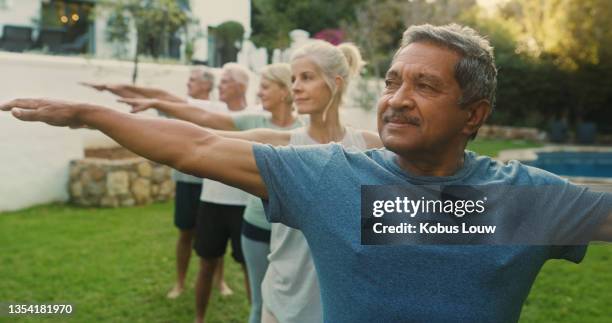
(69, 158, 175, 207)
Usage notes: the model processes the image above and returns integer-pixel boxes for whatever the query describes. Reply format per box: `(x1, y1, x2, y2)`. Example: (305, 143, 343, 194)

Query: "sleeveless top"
(261, 126, 367, 323)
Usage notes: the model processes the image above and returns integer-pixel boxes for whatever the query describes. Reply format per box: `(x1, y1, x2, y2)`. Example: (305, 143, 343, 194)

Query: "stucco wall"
(0, 114, 82, 212)
(0, 0, 39, 38)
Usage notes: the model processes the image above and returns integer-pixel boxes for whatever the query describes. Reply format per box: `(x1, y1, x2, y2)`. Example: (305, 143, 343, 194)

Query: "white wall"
(0, 115, 82, 212)
(0, 0, 39, 37)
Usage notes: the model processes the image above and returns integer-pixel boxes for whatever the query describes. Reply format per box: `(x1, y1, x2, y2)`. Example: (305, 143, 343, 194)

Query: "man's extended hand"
(80, 81, 107, 92)
(118, 98, 158, 113)
(0, 98, 89, 128)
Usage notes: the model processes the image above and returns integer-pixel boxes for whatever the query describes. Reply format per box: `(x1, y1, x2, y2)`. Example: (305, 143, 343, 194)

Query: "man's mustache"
(382, 111, 421, 126)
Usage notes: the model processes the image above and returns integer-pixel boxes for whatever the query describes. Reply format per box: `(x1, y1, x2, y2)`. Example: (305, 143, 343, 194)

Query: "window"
(38, 0, 94, 54)
(0, 0, 11, 10)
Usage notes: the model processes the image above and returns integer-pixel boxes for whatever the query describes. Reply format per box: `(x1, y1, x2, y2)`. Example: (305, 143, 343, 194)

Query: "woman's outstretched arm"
(119, 98, 237, 130)
(211, 128, 292, 146)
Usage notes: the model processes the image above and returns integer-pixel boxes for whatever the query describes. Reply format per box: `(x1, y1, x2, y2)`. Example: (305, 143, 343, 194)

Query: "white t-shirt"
(198, 100, 257, 206)
(186, 98, 228, 112)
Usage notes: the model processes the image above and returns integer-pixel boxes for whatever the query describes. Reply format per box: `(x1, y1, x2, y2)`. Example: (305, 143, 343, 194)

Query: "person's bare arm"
(80, 82, 144, 99)
(1, 98, 266, 198)
(212, 128, 291, 146)
(361, 130, 383, 149)
(119, 98, 237, 130)
(116, 84, 185, 102)
(80, 82, 185, 102)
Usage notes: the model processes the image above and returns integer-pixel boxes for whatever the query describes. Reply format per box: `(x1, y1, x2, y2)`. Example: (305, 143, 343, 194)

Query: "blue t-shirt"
(252, 144, 611, 323)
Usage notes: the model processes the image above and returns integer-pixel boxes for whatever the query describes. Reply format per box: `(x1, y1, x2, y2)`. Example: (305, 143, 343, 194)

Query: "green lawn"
(0, 203, 249, 323)
(1, 139, 610, 322)
(467, 138, 543, 158)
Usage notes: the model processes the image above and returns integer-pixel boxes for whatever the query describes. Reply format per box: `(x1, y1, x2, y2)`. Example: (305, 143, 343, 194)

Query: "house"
(0, 0, 251, 65)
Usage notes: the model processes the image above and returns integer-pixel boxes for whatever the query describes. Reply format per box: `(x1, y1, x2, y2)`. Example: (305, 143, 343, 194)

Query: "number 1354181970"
(3, 303, 73, 316)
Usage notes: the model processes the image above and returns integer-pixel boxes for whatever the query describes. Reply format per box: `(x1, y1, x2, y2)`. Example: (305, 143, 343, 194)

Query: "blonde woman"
(210, 41, 381, 323)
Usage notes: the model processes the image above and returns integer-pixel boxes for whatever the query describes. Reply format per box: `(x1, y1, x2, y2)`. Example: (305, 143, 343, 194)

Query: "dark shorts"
(195, 201, 245, 263)
(174, 182, 202, 230)
(241, 220, 271, 243)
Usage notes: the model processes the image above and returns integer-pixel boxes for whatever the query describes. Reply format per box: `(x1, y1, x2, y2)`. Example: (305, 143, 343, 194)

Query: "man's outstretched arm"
(1, 98, 266, 198)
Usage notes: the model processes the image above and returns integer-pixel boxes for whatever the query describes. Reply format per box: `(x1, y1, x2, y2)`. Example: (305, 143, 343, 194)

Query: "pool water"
(524, 152, 612, 178)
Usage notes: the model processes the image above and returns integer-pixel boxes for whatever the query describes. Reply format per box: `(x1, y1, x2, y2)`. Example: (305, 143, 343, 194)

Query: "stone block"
(137, 162, 153, 178)
(85, 180, 105, 196)
(107, 171, 129, 196)
(70, 181, 83, 198)
(152, 166, 169, 183)
(131, 178, 151, 204)
(89, 165, 106, 181)
(159, 180, 175, 197)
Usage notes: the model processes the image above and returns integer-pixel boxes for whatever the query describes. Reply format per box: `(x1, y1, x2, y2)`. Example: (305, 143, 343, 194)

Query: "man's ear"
(463, 100, 491, 137)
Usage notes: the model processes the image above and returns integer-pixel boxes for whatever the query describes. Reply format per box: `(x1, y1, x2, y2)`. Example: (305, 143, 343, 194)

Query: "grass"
(0, 203, 249, 323)
(520, 245, 612, 323)
(2, 139, 610, 322)
(467, 138, 543, 158)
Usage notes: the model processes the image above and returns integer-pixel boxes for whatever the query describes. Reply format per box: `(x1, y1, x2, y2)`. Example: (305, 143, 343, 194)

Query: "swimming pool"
(498, 146, 612, 191)
(522, 151, 612, 178)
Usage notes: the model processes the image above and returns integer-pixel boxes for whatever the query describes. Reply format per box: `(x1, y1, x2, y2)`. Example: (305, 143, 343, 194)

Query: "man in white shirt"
(80, 67, 234, 300)
(189, 64, 253, 323)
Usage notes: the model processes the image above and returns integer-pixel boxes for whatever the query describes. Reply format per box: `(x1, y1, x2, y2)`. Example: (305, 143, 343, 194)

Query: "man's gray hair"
(191, 66, 215, 84)
(222, 63, 250, 87)
(399, 23, 497, 108)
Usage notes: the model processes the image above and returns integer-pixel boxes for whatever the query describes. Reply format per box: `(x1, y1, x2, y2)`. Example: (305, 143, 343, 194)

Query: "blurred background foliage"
(251, 0, 612, 133)
(103, 0, 195, 83)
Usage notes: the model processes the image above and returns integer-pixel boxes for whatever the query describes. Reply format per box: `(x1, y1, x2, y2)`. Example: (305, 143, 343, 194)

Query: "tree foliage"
(488, 0, 612, 130)
(494, 0, 612, 71)
(211, 21, 245, 66)
(250, 0, 364, 50)
(101, 0, 196, 83)
(344, 0, 612, 133)
(345, 0, 477, 76)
